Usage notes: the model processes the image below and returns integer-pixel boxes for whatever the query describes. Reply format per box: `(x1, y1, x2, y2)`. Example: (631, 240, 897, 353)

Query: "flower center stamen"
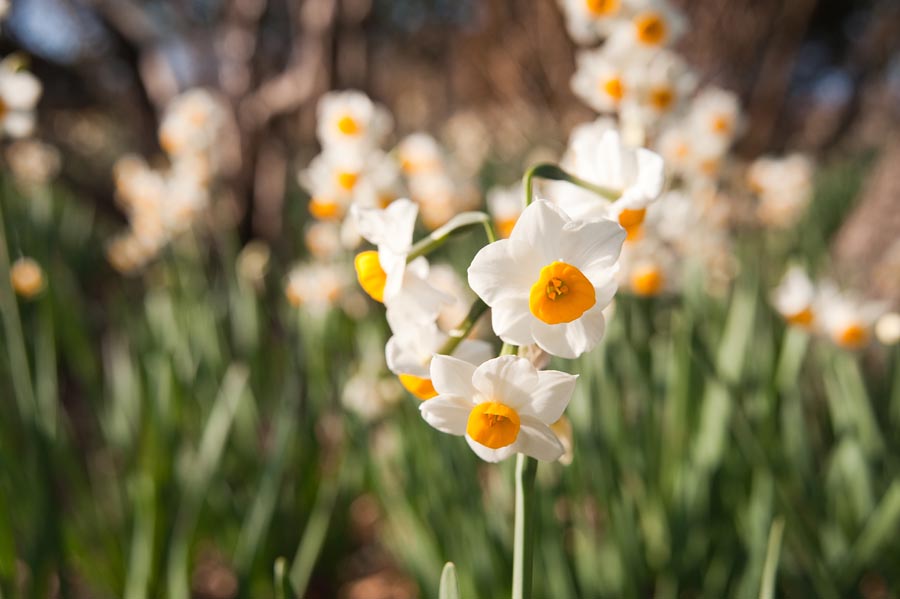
(635, 12, 667, 45)
(584, 0, 619, 17)
(529, 261, 596, 325)
(467, 401, 520, 449)
(337, 114, 360, 135)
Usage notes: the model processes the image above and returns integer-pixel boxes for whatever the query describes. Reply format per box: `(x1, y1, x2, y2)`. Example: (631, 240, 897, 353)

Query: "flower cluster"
(771, 267, 886, 350)
(106, 89, 235, 273)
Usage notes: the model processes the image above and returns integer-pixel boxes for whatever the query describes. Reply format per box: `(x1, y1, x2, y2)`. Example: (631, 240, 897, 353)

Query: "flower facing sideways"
(420, 355, 577, 462)
(468, 200, 625, 359)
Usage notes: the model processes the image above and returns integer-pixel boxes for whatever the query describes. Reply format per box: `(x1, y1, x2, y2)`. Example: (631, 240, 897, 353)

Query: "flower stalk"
(522, 162, 620, 207)
(437, 298, 489, 356)
(406, 211, 493, 262)
(512, 453, 538, 599)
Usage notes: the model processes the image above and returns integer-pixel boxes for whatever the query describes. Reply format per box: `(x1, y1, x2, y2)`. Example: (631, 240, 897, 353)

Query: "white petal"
(467, 239, 535, 305)
(509, 200, 566, 264)
(490, 295, 535, 346)
(3, 111, 35, 139)
(352, 198, 417, 251)
(471, 356, 538, 410)
(515, 416, 564, 461)
(520, 370, 578, 423)
(420, 395, 472, 436)
(465, 434, 518, 463)
(559, 217, 625, 280)
(0, 71, 41, 110)
(531, 303, 606, 359)
(430, 354, 478, 398)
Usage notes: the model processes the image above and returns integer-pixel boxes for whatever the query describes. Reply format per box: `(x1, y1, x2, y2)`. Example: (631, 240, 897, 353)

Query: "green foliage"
(1, 152, 898, 599)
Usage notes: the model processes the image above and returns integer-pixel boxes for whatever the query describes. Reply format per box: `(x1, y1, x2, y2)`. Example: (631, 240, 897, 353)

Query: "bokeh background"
(2, 0, 900, 598)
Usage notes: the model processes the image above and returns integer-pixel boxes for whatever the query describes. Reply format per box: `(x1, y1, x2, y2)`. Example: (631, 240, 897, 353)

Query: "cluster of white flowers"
(288, 92, 478, 320)
(748, 153, 815, 228)
(771, 266, 887, 349)
(107, 89, 233, 273)
(0, 56, 42, 139)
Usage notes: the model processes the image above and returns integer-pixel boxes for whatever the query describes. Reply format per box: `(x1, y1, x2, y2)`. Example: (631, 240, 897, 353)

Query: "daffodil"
(816, 283, 884, 350)
(557, 0, 631, 45)
(0, 58, 41, 138)
(551, 123, 664, 237)
(487, 183, 524, 239)
(395, 133, 445, 176)
(749, 154, 814, 228)
(688, 87, 742, 148)
(420, 355, 577, 462)
(316, 90, 392, 150)
(570, 46, 634, 114)
(385, 313, 492, 400)
(608, 0, 685, 51)
(299, 148, 400, 220)
(467, 199, 625, 359)
(771, 267, 817, 328)
(351, 199, 450, 322)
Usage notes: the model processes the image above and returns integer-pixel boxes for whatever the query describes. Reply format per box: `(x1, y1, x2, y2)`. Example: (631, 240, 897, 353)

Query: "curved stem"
(522, 163, 621, 208)
(512, 454, 538, 599)
(407, 211, 492, 262)
(437, 299, 489, 356)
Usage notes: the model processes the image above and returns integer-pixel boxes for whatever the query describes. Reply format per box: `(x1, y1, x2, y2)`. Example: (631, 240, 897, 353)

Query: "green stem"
(0, 196, 36, 422)
(500, 343, 518, 356)
(522, 163, 620, 208)
(512, 454, 538, 599)
(437, 299, 489, 356)
(407, 211, 492, 262)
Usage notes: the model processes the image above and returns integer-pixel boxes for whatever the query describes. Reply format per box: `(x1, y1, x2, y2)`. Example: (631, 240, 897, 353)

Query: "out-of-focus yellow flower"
(236, 241, 270, 289)
(5, 139, 60, 186)
(10, 256, 44, 298)
(816, 282, 884, 350)
(316, 91, 392, 151)
(875, 313, 900, 346)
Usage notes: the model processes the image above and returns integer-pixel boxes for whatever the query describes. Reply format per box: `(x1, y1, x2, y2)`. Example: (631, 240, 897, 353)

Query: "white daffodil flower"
(0, 59, 42, 138)
(570, 46, 635, 114)
(285, 262, 349, 315)
(552, 124, 664, 238)
(420, 355, 577, 462)
(487, 183, 524, 239)
(385, 312, 493, 400)
(618, 238, 676, 297)
(627, 49, 696, 126)
(299, 148, 400, 220)
(607, 0, 686, 51)
(687, 86, 742, 148)
(395, 132, 445, 176)
(467, 200, 625, 359)
(771, 267, 817, 328)
(749, 154, 814, 228)
(316, 90, 392, 150)
(815, 282, 884, 350)
(351, 199, 451, 322)
(557, 0, 628, 44)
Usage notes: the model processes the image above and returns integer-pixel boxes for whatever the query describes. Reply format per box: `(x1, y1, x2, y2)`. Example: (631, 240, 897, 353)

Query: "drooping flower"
(771, 266, 817, 328)
(351, 199, 450, 322)
(467, 200, 625, 359)
(385, 312, 493, 400)
(420, 355, 577, 462)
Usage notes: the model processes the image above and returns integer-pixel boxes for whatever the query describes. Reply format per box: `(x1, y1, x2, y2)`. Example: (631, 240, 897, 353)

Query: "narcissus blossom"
(552, 124, 665, 237)
(570, 46, 634, 114)
(607, 0, 686, 51)
(468, 200, 625, 359)
(385, 312, 492, 400)
(352, 199, 450, 322)
(316, 91, 392, 150)
(0, 58, 42, 138)
(557, 0, 630, 45)
(816, 283, 884, 350)
(420, 355, 577, 462)
(487, 183, 524, 239)
(771, 267, 817, 328)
